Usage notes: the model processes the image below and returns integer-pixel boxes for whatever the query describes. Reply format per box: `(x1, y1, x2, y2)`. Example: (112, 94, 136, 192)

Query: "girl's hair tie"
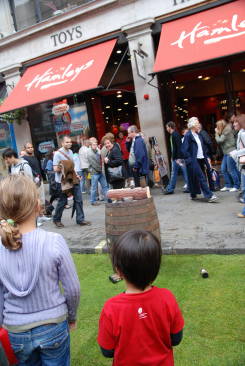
(6, 219, 15, 226)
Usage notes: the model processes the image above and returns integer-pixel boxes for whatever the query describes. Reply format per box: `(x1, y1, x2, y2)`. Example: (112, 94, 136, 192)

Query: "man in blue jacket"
(164, 121, 189, 194)
(126, 125, 149, 187)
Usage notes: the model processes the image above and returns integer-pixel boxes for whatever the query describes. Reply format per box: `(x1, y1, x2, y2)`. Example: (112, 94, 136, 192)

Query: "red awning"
(0, 39, 116, 114)
(153, 0, 245, 73)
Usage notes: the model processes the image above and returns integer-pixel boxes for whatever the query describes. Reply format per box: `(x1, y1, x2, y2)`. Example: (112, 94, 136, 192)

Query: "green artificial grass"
(71, 254, 245, 366)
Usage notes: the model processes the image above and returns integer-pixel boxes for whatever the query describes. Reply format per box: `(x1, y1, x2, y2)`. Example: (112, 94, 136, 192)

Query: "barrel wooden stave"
(105, 197, 160, 246)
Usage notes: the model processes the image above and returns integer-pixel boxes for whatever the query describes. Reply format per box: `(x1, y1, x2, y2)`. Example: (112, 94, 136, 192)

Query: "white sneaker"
(208, 195, 219, 203)
(220, 187, 230, 192)
(129, 180, 135, 189)
(183, 184, 187, 190)
(229, 188, 239, 192)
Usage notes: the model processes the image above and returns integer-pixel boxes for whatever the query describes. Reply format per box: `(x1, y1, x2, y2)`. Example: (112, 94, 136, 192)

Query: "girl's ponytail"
(0, 175, 39, 251)
(0, 219, 22, 250)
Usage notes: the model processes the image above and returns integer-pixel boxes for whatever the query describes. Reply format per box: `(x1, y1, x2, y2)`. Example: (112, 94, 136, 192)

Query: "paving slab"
(42, 184, 245, 254)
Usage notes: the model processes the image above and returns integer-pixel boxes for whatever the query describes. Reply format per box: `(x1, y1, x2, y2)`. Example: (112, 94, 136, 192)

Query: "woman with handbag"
(215, 119, 241, 192)
(0, 175, 80, 365)
(104, 137, 125, 189)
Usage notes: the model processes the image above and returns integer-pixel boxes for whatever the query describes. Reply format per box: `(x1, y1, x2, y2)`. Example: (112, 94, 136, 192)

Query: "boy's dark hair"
(166, 121, 176, 130)
(2, 148, 18, 159)
(111, 230, 162, 291)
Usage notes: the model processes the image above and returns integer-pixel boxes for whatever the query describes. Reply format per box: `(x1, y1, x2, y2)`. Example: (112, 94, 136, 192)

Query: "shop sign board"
(154, 0, 245, 72)
(52, 101, 69, 116)
(0, 39, 116, 114)
(38, 140, 55, 153)
(50, 25, 83, 47)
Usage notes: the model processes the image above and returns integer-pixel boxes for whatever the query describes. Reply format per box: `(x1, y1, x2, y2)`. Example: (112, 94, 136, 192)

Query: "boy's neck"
(125, 282, 152, 294)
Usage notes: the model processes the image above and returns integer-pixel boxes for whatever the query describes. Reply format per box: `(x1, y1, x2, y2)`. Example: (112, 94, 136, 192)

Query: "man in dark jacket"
(126, 125, 149, 187)
(164, 121, 189, 194)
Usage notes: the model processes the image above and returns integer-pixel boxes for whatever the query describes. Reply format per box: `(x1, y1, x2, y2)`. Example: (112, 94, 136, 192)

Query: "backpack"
(19, 161, 41, 187)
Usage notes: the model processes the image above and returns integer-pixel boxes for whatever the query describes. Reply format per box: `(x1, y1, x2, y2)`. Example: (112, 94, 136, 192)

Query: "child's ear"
(115, 268, 124, 279)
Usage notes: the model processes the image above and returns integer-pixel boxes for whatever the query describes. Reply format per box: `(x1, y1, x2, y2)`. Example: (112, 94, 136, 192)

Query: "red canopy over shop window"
(153, 0, 245, 73)
(0, 39, 117, 114)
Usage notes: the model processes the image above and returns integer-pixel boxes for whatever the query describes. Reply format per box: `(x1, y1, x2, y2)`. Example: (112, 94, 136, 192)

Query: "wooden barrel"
(105, 197, 160, 246)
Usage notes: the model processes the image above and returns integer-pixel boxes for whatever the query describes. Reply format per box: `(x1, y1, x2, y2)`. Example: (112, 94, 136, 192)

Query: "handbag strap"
(59, 149, 72, 161)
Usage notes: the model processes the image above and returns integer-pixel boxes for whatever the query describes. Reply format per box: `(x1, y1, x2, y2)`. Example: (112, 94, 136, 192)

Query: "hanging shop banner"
(69, 103, 89, 137)
(0, 39, 116, 114)
(153, 0, 245, 72)
(53, 99, 71, 133)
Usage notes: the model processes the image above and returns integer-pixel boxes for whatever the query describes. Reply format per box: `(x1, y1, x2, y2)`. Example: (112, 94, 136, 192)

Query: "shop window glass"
(0, 0, 14, 38)
(13, 0, 37, 30)
(230, 59, 245, 114)
(39, 0, 94, 20)
(28, 95, 91, 158)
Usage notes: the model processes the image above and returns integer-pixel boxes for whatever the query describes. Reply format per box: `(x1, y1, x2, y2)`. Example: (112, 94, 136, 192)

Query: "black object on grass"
(200, 269, 209, 278)
(109, 273, 122, 284)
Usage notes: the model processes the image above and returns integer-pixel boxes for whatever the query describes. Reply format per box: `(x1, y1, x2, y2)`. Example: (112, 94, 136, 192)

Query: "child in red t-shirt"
(98, 230, 184, 366)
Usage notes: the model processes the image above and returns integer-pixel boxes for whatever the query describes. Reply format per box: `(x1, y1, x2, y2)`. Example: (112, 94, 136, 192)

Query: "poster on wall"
(52, 100, 71, 134)
(0, 122, 12, 149)
(52, 100, 90, 138)
(69, 103, 90, 137)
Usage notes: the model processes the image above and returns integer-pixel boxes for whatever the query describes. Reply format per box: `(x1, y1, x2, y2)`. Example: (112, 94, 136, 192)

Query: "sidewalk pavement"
(42, 184, 245, 254)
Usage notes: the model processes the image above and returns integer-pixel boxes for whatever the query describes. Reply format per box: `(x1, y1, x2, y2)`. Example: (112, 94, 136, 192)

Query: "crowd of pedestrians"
(0, 114, 244, 365)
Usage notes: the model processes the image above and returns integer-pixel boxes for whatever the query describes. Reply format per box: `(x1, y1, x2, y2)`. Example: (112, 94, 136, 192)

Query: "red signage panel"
(153, 0, 245, 73)
(0, 39, 116, 114)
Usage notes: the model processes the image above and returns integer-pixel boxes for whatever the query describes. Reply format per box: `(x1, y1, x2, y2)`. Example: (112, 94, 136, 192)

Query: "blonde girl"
(0, 175, 80, 366)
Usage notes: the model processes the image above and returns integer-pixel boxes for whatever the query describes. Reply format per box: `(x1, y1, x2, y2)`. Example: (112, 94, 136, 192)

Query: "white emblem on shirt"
(138, 307, 147, 319)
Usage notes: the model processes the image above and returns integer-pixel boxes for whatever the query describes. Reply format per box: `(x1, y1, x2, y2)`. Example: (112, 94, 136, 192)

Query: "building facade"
(0, 0, 244, 170)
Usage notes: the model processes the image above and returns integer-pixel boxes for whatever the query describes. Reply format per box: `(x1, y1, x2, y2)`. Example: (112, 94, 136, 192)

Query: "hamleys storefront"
(0, 0, 244, 166)
(153, 0, 245, 143)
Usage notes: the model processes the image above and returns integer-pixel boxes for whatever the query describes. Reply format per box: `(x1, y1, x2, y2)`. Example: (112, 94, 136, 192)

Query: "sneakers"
(129, 179, 135, 188)
(38, 216, 52, 223)
(220, 187, 230, 192)
(208, 195, 219, 203)
(237, 213, 245, 218)
(229, 188, 239, 192)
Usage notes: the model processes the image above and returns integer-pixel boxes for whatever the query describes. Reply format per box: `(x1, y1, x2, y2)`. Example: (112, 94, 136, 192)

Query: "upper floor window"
(6, 0, 94, 32)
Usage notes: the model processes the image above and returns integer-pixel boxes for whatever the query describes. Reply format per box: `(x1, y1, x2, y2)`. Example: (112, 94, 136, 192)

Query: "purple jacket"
(0, 229, 80, 327)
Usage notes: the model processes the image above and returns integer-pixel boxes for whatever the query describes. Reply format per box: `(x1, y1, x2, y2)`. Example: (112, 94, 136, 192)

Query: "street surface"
(43, 182, 245, 254)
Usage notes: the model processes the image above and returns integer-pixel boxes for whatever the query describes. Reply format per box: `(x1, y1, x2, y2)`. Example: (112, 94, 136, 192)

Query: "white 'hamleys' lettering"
(171, 14, 245, 49)
(25, 60, 94, 91)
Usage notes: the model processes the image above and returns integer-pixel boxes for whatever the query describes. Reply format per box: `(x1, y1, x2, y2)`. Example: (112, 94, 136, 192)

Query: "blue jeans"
(166, 160, 189, 192)
(242, 174, 245, 215)
(221, 155, 240, 189)
(78, 169, 90, 193)
(8, 320, 70, 366)
(90, 173, 108, 204)
(53, 183, 85, 224)
(241, 172, 245, 192)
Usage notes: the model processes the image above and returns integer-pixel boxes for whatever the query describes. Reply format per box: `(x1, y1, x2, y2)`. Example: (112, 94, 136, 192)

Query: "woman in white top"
(182, 117, 218, 203)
